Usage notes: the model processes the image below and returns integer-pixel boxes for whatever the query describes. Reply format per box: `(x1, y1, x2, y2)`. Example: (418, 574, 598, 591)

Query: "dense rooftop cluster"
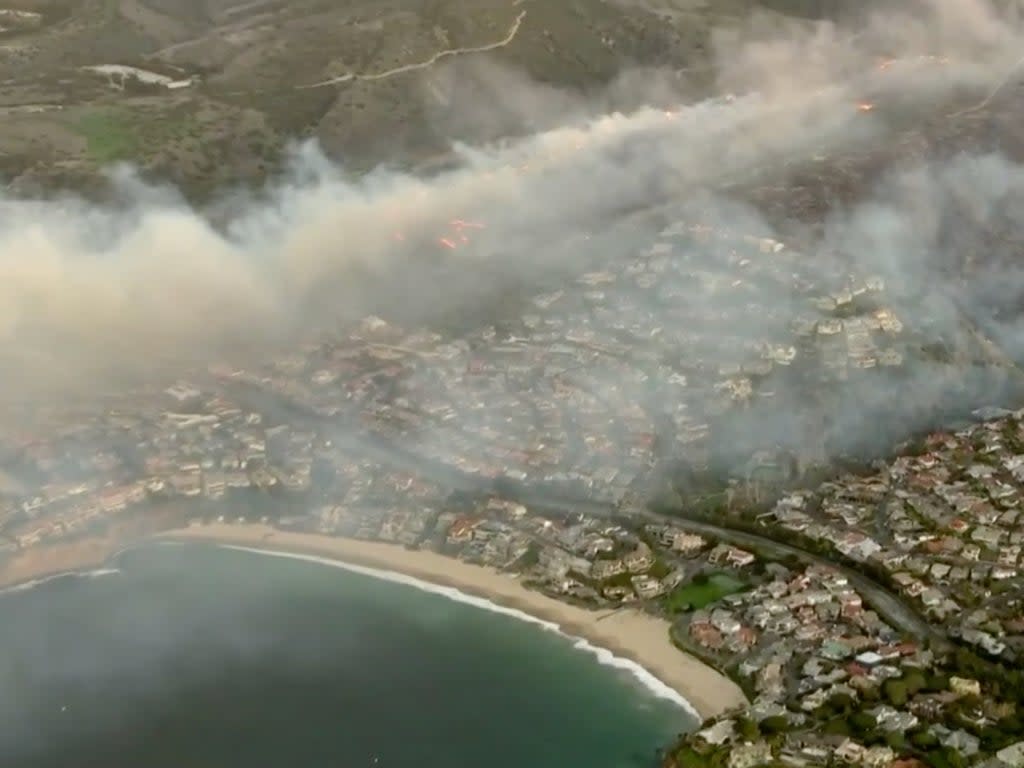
(0, 214, 914, 550)
(670, 553, 1021, 768)
(0, 212, 1021, 768)
(756, 410, 1024, 664)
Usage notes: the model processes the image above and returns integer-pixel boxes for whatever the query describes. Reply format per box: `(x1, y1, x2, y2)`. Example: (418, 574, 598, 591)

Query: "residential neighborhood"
(751, 410, 1024, 666)
(0, 216, 1022, 768)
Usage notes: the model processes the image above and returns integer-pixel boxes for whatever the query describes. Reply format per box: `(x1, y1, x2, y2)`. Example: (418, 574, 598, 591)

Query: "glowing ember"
(857, 102, 875, 112)
(433, 218, 487, 250)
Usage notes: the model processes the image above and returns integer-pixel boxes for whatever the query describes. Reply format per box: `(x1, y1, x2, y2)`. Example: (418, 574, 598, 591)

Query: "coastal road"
(633, 509, 951, 652)
(228, 378, 948, 651)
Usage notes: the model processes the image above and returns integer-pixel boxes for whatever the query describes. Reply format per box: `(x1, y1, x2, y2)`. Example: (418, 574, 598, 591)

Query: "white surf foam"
(219, 543, 700, 718)
(87, 567, 121, 578)
(0, 566, 120, 597)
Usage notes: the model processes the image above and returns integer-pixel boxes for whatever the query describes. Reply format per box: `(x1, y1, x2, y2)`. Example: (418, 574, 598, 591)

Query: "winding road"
(297, 11, 527, 90)
(632, 509, 950, 651)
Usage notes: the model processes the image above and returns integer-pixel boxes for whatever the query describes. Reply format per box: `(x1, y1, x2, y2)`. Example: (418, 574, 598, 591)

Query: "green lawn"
(665, 572, 747, 613)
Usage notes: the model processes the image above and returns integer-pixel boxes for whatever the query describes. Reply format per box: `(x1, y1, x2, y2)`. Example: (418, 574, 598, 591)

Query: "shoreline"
(0, 505, 188, 593)
(0, 535, 123, 592)
(0, 521, 748, 722)
(160, 523, 747, 722)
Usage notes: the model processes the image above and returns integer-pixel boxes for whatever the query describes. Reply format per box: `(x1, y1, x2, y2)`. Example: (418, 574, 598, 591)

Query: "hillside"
(0, 0, 856, 196)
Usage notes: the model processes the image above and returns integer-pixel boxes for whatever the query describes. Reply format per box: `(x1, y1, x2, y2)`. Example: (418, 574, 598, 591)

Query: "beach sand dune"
(162, 523, 747, 721)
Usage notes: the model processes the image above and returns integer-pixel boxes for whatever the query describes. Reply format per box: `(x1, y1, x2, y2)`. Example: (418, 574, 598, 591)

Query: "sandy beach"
(0, 507, 189, 592)
(0, 536, 116, 590)
(161, 522, 747, 721)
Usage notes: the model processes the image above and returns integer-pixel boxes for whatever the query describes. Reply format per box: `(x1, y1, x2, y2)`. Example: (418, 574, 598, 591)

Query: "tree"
(649, 488, 683, 515)
(829, 693, 856, 715)
(885, 731, 908, 751)
(823, 719, 851, 737)
(707, 746, 730, 768)
(883, 679, 909, 707)
(981, 725, 1012, 753)
(850, 711, 877, 735)
(997, 714, 1023, 733)
(928, 747, 965, 768)
(736, 717, 760, 741)
(672, 747, 704, 768)
(911, 730, 939, 749)
(926, 673, 950, 693)
(760, 716, 789, 734)
(781, 554, 801, 569)
(860, 686, 881, 703)
(649, 559, 671, 579)
(904, 670, 927, 695)
(518, 543, 541, 568)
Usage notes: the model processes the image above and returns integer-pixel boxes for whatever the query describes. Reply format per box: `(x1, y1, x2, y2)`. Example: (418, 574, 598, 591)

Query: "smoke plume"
(0, 0, 1022, 416)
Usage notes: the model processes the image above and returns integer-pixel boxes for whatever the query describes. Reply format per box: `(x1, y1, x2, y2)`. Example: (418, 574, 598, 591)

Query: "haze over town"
(6, 2, 1024, 768)
(0, 0, 1020, 405)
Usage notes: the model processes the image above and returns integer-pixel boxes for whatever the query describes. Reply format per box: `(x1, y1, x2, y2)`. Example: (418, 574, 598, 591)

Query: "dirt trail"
(949, 51, 1024, 118)
(297, 10, 527, 89)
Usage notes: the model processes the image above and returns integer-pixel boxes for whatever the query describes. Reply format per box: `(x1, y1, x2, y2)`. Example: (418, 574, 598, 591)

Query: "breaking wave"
(219, 543, 700, 718)
(0, 566, 121, 598)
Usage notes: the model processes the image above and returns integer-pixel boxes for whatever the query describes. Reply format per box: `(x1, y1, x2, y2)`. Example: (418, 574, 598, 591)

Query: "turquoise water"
(0, 543, 694, 768)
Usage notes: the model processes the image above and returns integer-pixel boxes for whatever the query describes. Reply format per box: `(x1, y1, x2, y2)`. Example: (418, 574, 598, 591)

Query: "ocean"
(0, 542, 694, 768)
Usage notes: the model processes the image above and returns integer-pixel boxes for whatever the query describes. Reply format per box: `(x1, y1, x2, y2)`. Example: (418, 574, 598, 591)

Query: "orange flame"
(439, 237, 457, 250)
(857, 102, 875, 112)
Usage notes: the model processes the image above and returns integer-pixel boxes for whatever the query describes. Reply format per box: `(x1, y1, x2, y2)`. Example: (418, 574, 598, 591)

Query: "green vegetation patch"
(71, 104, 207, 166)
(671, 746, 707, 768)
(665, 572, 747, 613)
(74, 110, 141, 163)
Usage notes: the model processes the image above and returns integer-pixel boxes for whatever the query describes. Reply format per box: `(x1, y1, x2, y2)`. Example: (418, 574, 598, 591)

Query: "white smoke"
(0, 0, 1021, 402)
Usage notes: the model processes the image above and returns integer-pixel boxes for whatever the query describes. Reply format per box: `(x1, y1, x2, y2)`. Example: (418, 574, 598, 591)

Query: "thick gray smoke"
(0, 0, 1022, 409)
(8, 3, 1024, 762)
